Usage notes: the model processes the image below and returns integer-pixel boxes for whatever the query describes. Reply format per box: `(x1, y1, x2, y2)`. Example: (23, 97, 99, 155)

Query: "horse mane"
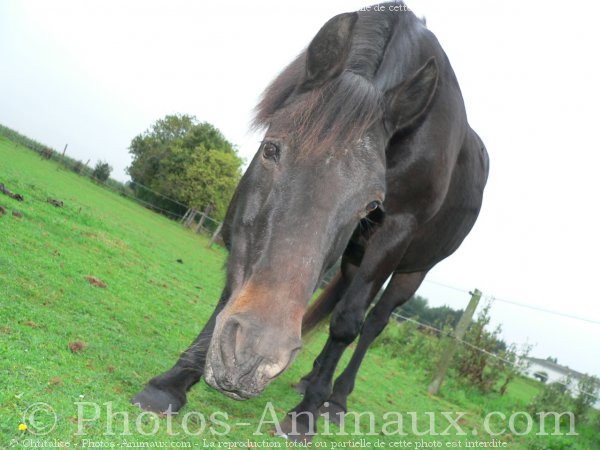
(252, 5, 422, 156)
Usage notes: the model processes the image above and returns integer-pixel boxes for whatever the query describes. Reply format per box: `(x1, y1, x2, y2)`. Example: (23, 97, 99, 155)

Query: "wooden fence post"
(207, 222, 223, 248)
(180, 208, 191, 224)
(197, 203, 213, 230)
(62, 144, 68, 156)
(185, 209, 197, 228)
(428, 288, 482, 395)
(195, 214, 205, 234)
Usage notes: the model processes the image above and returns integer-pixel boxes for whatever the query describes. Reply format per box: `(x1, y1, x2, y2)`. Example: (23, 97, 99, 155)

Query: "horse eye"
(262, 142, 280, 162)
(366, 201, 380, 213)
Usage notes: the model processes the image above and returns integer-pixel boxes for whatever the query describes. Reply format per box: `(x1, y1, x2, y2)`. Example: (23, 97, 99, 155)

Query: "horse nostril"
(261, 345, 302, 380)
(219, 318, 241, 369)
(290, 345, 302, 360)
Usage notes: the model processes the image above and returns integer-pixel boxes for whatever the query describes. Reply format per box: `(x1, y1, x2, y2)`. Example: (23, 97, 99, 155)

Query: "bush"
(372, 318, 439, 372)
(528, 381, 574, 420)
(572, 374, 600, 419)
(92, 161, 113, 182)
(373, 319, 418, 358)
(72, 160, 85, 174)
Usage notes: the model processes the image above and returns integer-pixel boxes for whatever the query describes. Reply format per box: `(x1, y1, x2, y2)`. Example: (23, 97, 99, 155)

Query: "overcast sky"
(1, 0, 599, 380)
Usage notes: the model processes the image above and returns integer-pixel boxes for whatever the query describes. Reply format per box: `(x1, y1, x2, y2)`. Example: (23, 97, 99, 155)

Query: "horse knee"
(330, 307, 363, 343)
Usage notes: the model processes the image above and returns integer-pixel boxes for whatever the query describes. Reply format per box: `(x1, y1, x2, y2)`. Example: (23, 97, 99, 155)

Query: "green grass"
(0, 137, 596, 449)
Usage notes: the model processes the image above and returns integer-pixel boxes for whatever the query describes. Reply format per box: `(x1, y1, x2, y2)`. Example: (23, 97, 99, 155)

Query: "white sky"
(1, 0, 599, 379)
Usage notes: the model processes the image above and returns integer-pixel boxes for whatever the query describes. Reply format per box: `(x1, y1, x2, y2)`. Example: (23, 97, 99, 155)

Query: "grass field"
(0, 137, 597, 449)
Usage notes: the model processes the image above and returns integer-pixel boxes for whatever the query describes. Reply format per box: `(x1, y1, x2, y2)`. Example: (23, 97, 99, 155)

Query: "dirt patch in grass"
(85, 275, 107, 288)
(68, 341, 86, 353)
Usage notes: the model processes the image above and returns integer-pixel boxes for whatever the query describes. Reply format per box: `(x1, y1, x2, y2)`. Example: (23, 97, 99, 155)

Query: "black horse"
(133, 2, 489, 442)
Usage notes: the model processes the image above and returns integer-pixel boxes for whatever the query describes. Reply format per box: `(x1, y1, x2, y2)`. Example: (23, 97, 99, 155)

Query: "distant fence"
(180, 208, 224, 248)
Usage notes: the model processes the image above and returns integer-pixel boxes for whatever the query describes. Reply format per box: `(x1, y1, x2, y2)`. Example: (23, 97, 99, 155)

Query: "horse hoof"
(319, 401, 346, 426)
(131, 385, 185, 414)
(276, 414, 316, 444)
(292, 379, 310, 395)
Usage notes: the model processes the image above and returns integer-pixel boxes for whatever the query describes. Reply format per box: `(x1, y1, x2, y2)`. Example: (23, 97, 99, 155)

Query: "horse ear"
(384, 57, 439, 135)
(303, 12, 358, 89)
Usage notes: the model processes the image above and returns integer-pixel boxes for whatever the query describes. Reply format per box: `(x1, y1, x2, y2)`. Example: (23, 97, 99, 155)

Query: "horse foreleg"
(279, 272, 386, 442)
(279, 336, 349, 442)
(321, 271, 427, 425)
(295, 259, 358, 394)
(293, 343, 327, 395)
(131, 299, 226, 413)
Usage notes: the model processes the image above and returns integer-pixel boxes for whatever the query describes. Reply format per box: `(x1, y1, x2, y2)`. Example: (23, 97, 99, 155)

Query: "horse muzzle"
(204, 312, 302, 399)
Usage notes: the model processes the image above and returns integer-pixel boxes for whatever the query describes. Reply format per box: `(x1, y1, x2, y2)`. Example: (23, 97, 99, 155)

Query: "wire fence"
(423, 279, 600, 326)
(91, 173, 225, 246)
(179, 207, 224, 248)
(86, 171, 225, 244)
(53, 152, 226, 242)
(390, 295, 600, 402)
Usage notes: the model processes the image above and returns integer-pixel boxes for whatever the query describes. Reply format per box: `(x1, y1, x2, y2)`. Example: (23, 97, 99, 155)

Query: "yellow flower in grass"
(18, 423, 27, 431)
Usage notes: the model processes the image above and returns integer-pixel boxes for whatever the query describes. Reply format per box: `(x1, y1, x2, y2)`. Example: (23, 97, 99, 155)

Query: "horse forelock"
(260, 71, 383, 158)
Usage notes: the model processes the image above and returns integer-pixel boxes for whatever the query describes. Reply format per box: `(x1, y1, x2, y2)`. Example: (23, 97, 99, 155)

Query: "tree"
(93, 160, 113, 182)
(397, 295, 463, 329)
(127, 114, 243, 220)
(158, 144, 243, 220)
